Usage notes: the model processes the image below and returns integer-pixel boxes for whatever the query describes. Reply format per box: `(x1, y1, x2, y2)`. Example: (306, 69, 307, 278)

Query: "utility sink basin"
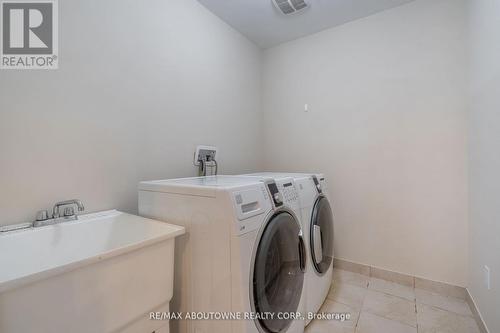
(0, 210, 185, 333)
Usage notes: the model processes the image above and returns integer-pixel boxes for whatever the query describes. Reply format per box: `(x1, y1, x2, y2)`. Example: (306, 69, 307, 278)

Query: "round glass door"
(252, 212, 304, 333)
(310, 196, 334, 275)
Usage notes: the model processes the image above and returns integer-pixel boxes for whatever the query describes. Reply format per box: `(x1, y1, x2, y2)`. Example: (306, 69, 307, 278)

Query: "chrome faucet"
(32, 199, 85, 228)
(52, 199, 85, 219)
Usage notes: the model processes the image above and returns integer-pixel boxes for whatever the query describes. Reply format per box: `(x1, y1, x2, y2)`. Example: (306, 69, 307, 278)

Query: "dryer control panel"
(312, 175, 323, 194)
(319, 175, 328, 193)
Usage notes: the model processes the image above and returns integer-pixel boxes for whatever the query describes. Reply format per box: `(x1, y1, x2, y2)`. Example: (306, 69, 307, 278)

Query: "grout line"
(415, 287, 469, 303)
(361, 311, 417, 330)
(325, 295, 361, 311)
(354, 286, 365, 330)
(368, 288, 415, 303)
(418, 301, 475, 320)
(336, 276, 414, 304)
(354, 310, 361, 328)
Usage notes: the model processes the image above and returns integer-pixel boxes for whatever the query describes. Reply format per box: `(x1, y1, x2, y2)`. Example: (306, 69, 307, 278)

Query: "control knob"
(273, 193, 282, 204)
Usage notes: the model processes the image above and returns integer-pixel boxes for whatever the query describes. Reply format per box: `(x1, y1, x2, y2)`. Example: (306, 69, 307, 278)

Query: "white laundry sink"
(0, 210, 184, 333)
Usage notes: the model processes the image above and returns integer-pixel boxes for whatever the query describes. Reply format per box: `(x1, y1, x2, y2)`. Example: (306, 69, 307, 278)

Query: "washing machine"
(242, 173, 334, 326)
(138, 176, 306, 333)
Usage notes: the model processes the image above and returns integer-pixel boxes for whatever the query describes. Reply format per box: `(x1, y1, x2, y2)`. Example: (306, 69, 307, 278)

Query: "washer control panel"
(262, 178, 300, 211)
(276, 178, 300, 213)
(280, 181, 299, 204)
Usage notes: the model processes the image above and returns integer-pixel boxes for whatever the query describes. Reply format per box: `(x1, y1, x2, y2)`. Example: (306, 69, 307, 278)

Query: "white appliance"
(138, 176, 306, 333)
(242, 173, 334, 326)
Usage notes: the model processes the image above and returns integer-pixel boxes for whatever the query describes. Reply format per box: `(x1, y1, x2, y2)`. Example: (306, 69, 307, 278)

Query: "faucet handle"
(52, 199, 84, 218)
(63, 207, 75, 217)
(35, 210, 49, 221)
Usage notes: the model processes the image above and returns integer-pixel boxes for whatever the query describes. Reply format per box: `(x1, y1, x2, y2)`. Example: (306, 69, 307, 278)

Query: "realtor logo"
(1, 0, 58, 69)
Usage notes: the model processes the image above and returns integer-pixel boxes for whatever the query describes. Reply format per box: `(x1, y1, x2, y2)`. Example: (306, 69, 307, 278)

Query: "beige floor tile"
(368, 277, 415, 301)
(327, 281, 367, 310)
(416, 303, 480, 333)
(333, 269, 370, 288)
(415, 288, 472, 317)
(362, 290, 417, 327)
(355, 312, 417, 333)
(305, 300, 359, 333)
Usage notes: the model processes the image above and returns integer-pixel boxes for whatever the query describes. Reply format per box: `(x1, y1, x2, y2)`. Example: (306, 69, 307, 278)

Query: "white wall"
(467, 0, 500, 331)
(262, 0, 468, 285)
(0, 0, 474, 291)
(0, 0, 263, 225)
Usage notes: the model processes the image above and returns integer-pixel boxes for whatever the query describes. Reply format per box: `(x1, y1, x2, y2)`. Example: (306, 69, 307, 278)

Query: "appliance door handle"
(313, 224, 323, 264)
(298, 235, 306, 272)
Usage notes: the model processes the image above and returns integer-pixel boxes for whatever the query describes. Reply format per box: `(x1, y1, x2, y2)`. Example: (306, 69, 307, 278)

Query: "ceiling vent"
(272, 0, 309, 15)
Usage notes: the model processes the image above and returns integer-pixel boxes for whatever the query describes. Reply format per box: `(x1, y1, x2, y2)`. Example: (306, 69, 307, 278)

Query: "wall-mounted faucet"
(33, 199, 85, 228)
(0, 199, 86, 232)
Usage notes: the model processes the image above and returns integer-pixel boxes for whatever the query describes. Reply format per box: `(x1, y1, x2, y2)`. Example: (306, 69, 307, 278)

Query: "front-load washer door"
(310, 196, 334, 275)
(252, 212, 305, 333)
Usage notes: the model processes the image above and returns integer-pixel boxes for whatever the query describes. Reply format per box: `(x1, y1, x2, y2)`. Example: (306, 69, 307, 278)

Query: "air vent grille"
(272, 0, 309, 15)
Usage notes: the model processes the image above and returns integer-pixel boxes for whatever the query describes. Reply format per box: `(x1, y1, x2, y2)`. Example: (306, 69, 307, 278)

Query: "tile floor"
(305, 269, 481, 333)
